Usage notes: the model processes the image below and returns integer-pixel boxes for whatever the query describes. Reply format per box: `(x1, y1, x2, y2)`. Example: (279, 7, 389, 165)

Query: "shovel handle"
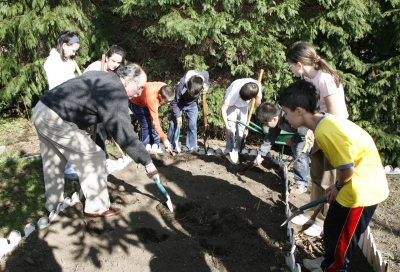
(153, 177, 169, 197)
(74, 60, 82, 75)
(243, 69, 264, 137)
(203, 93, 208, 127)
(230, 135, 234, 151)
(300, 196, 327, 211)
(100, 54, 106, 71)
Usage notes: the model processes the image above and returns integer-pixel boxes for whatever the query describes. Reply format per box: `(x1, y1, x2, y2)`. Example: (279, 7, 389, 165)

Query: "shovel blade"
(229, 150, 238, 163)
(280, 210, 303, 227)
(229, 135, 238, 163)
(166, 195, 174, 212)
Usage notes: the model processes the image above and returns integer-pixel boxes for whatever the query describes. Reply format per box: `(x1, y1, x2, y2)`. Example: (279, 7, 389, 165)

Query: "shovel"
(280, 196, 327, 227)
(240, 69, 264, 152)
(202, 93, 209, 151)
(174, 125, 181, 153)
(153, 175, 174, 212)
(287, 135, 313, 168)
(229, 134, 238, 163)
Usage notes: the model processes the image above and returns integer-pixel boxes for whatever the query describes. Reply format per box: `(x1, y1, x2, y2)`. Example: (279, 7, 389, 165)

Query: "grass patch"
(0, 118, 31, 145)
(0, 157, 46, 238)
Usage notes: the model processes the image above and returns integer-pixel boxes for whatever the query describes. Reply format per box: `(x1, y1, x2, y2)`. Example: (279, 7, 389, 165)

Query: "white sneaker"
(290, 184, 308, 195)
(290, 214, 313, 226)
(151, 144, 159, 152)
(304, 224, 323, 237)
(145, 144, 152, 151)
(303, 257, 324, 271)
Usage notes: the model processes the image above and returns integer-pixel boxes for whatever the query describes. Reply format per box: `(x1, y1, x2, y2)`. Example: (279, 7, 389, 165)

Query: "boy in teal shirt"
(279, 80, 389, 272)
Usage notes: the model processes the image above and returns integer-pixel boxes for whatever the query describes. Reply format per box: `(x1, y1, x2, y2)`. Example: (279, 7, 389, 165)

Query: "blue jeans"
(129, 102, 160, 146)
(291, 141, 310, 187)
(167, 106, 198, 149)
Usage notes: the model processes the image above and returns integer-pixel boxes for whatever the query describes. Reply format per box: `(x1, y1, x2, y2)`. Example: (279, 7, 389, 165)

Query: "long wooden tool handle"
(111, 137, 125, 158)
(244, 69, 264, 135)
(203, 93, 208, 127)
(74, 60, 82, 75)
(100, 54, 106, 71)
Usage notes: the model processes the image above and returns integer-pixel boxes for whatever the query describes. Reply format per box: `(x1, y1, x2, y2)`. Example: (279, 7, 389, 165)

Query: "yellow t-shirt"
(315, 114, 389, 208)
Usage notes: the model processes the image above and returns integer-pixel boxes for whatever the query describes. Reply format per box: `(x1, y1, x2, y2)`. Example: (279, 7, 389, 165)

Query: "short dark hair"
(56, 31, 80, 61)
(278, 80, 320, 113)
(256, 102, 280, 123)
(106, 45, 126, 62)
(187, 76, 204, 95)
(117, 63, 144, 85)
(160, 85, 175, 101)
(239, 82, 259, 101)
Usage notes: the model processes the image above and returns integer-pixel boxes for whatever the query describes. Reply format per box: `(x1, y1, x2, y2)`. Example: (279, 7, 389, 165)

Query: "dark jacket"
(258, 104, 308, 156)
(171, 70, 210, 118)
(40, 71, 151, 166)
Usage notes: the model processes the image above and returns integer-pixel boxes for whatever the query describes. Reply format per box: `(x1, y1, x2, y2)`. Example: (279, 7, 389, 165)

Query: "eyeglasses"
(126, 78, 144, 92)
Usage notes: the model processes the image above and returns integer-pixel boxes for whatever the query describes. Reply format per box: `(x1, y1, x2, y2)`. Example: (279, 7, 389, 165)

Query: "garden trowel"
(153, 175, 174, 212)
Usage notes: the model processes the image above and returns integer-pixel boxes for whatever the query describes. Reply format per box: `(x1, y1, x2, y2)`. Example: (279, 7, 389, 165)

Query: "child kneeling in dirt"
(253, 102, 311, 195)
(279, 80, 389, 272)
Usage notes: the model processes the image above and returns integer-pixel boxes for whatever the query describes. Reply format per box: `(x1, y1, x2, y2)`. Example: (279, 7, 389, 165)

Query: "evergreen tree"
(1, 0, 399, 164)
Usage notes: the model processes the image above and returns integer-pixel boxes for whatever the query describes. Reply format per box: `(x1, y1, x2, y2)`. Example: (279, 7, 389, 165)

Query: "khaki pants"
(33, 101, 110, 214)
(304, 143, 335, 227)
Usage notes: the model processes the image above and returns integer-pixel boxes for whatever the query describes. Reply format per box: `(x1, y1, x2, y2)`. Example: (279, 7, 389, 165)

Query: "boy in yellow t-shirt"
(278, 80, 389, 272)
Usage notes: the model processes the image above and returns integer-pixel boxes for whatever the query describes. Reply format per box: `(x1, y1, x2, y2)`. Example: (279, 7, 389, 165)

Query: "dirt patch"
(1, 120, 400, 271)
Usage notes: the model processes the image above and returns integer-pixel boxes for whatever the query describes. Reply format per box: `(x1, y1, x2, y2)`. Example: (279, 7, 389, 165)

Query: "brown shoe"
(84, 207, 122, 218)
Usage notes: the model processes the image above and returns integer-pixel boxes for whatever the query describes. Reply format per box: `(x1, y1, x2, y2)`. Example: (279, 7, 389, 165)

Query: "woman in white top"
(43, 31, 81, 181)
(44, 31, 80, 90)
(286, 42, 349, 238)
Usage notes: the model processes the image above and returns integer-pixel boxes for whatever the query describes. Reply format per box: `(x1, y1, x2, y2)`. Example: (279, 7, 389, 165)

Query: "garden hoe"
(240, 69, 264, 152)
(153, 175, 174, 212)
(280, 196, 327, 227)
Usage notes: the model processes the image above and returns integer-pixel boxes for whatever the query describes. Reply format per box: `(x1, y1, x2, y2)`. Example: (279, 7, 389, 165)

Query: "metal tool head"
(153, 176, 174, 212)
(280, 210, 303, 227)
(280, 197, 327, 227)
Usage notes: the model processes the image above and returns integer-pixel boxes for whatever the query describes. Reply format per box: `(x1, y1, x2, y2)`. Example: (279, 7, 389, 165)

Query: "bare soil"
(1, 119, 399, 272)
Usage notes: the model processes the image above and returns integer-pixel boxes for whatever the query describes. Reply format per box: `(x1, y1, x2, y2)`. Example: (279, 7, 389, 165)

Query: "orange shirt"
(130, 82, 167, 141)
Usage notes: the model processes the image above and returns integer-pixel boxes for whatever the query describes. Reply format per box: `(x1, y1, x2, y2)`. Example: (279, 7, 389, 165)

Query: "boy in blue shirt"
(167, 70, 209, 152)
